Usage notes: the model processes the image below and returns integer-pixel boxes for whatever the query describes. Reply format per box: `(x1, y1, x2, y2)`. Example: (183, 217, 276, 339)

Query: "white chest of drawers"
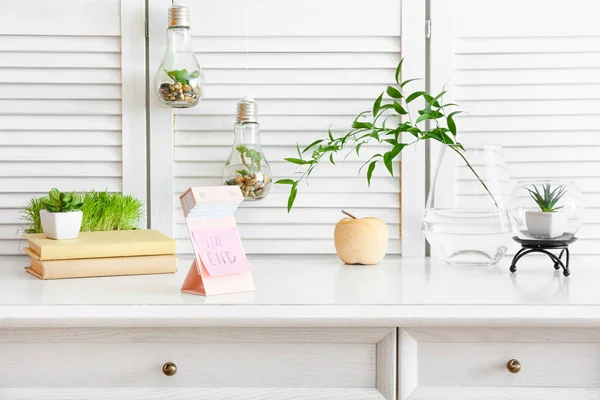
(1, 255, 600, 399)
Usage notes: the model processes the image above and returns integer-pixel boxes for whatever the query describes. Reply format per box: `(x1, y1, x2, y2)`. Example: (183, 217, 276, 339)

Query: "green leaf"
(284, 157, 310, 165)
(383, 152, 394, 176)
(366, 161, 376, 187)
(394, 58, 404, 85)
(368, 130, 380, 142)
(406, 91, 426, 103)
(428, 91, 447, 107)
(393, 101, 407, 115)
(275, 179, 295, 185)
(328, 127, 334, 141)
(49, 188, 60, 202)
(447, 116, 457, 136)
(329, 153, 336, 165)
(373, 92, 384, 116)
(287, 183, 298, 213)
(356, 142, 363, 156)
(302, 139, 324, 153)
(415, 113, 432, 124)
(386, 86, 402, 99)
(384, 138, 398, 146)
(448, 111, 464, 119)
(423, 93, 441, 108)
(390, 143, 406, 159)
(352, 121, 374, 129)
(400, 78, 420, 88)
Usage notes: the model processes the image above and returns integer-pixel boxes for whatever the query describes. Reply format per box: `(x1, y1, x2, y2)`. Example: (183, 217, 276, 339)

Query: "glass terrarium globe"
(508, 180, 583, 241)
(423, 145, 513, 265)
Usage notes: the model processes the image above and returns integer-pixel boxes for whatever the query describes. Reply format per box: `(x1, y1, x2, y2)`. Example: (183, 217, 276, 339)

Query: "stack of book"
(24, 230, 177, 280)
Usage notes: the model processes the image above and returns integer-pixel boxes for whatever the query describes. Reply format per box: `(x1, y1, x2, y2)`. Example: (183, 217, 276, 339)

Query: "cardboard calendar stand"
(179, 186, 254, 296)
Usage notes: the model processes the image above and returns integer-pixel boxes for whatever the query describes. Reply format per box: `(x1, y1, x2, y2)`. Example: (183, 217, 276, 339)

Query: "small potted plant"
(39, 188, 84, 240)
(525, 183, 567, 239)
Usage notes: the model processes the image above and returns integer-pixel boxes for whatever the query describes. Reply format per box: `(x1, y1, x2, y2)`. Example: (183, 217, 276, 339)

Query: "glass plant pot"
(154, 5, 204, 108)
(509, 180, 583, 241)
(222, 98, 272, 201)
(423, 145, 513, 265)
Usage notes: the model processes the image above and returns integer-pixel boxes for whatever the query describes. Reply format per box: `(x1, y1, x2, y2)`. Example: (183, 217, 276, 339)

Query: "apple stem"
(342, 210, 357, 219)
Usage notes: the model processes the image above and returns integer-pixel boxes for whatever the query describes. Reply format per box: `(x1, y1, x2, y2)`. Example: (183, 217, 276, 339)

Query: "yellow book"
(25, 230, 176, 261)
(24, 248, 178, 280)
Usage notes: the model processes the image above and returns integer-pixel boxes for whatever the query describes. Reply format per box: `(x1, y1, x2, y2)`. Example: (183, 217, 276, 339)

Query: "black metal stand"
(509, 236, 577, 277)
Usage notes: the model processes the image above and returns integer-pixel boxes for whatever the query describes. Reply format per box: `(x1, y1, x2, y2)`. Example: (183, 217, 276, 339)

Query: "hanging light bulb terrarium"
(222, 97, 272, 200)
(155, 4, 204, 108)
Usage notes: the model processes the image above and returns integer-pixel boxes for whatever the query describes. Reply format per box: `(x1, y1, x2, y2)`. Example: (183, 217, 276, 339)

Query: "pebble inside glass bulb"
(155, 4, 204, 108)
(222, 98, 272, 200)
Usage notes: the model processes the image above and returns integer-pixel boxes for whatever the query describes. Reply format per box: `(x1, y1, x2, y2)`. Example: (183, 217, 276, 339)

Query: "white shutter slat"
(193, 36, 400, 52)
(174, 223, 401, 241)
(179, 100, 383, 115)
(196, 53, 399, 69)
(181, 84, 393, 100)
(0, 116, 121, 131)
(175, 238, 403, 256)
(0, 131, 120, 146)
(173, 163, 398, 180)
(0, 52, 121, 68)
(0, 100, 121, 115)
(173, 207, 400, 225)
(0, 84, 121, 100)
(0, 147, 120, 162)
(0, 162, 121, 177)
(0, 0, 147, 254)
(0, 36, 120, 52)
(431, 0, 600, 255)
(151, 0, 403, 255)
(456, 36, 600, 54)
(0, 69, 122, 84)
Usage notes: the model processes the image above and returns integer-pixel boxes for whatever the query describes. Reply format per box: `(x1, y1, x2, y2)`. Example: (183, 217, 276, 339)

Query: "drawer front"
(0, 327, 396, 400)
(419, 342, 600, 388)
(400, 328, 600, 399)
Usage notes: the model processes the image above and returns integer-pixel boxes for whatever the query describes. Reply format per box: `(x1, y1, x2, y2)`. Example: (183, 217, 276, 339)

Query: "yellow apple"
(334, 210, 389, 265)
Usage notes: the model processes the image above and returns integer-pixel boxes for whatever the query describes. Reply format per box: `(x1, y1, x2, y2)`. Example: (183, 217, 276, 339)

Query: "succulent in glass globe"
(509, 180, 584, 241)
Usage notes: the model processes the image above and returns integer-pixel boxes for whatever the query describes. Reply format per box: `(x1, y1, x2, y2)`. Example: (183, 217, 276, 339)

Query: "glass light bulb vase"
(423, 145, 512, 266)
(222, 98, 272, 201)
(155, 4, 204, 108)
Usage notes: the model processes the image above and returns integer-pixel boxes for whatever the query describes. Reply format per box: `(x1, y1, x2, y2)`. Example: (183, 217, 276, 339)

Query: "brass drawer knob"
(506, 359, 521, 373)
(162, 361, 177, 376)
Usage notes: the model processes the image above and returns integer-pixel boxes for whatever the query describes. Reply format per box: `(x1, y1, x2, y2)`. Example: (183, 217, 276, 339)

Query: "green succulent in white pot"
(39, 188, 84, 240)
(525, 183, 567, 239)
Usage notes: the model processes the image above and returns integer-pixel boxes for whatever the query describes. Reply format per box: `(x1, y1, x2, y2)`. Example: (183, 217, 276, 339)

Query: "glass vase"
(222, 97, 272, 200)
(423, 145, 512, 265)
(509, 179, 584, 241)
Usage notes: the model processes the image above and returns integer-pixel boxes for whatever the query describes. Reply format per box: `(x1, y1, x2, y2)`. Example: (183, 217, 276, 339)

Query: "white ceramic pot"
(40, 210, 83, 240)
(525, 211, 567, 239)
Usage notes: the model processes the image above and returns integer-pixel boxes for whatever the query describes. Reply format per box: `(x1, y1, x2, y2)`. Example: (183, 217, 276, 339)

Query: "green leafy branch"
(163, 68, 199, 85)
(526, 183, 566, 212)
(237, 145, 263, 173)
(275, 58, 498, 212)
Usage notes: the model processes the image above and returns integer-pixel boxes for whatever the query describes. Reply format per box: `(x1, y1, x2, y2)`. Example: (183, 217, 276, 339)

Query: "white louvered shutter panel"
(150, 0, 403, 255)
(430, 0, 600, 255)
(0, 0, 146, 255)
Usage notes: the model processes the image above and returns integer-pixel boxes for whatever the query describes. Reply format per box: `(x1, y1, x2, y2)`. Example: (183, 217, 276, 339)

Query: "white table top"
(1, 255, 599, 328)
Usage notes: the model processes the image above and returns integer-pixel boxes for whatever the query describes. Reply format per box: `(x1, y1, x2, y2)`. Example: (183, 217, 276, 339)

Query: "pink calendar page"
(191, 227, 251, 276)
